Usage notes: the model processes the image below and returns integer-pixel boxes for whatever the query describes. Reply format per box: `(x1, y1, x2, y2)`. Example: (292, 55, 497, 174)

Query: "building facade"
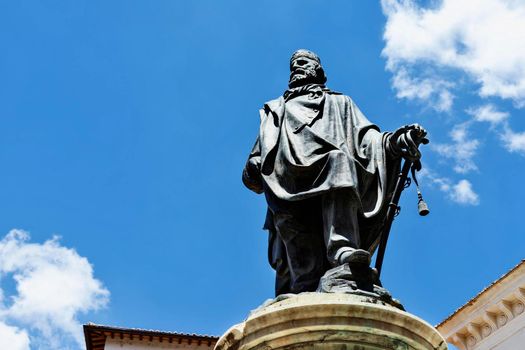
(437, 260, 525, 350)
(84, 324, 218, 350)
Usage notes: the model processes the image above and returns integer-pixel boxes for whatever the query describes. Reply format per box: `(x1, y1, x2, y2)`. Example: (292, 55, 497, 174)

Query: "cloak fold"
(244, 86, 400, 253)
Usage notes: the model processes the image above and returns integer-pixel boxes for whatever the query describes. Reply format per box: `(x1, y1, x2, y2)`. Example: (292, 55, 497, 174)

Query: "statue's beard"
(288, 67, 321, 88)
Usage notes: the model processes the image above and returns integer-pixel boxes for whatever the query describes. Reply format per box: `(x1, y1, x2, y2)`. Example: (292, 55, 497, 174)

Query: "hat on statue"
(290, 49, 321, 67)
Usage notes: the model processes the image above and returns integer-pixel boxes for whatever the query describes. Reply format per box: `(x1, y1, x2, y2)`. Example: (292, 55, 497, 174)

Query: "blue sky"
(1, 1, 524, 349)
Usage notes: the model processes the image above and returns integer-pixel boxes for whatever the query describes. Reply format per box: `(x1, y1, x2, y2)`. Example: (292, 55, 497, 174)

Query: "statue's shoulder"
(325, 89, 343, 96)
(325, 90, 352, 105)
(255, 96, 285, 123)
(325, 89, 347, 99)
(263, 96, 284, 111)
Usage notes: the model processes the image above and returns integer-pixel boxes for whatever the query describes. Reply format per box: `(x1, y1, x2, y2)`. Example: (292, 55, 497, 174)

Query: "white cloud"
(420, 169, 480, 205)
(381, 0, 525, 203)
(382, 0, 525, 107)
(432, 123, 480, 174)
(0, 230, 109, 349)
(502, 126, 525, 154)
(391, 68, 454, 111)
(467, 104, 525, 154)
(450, 179, 480, 205)
(0, 322, 30, 350)
(467, 104, 509, 126)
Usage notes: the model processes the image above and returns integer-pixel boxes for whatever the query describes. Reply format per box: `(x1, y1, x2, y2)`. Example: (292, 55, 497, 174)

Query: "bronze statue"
(242, 49, 427, 297)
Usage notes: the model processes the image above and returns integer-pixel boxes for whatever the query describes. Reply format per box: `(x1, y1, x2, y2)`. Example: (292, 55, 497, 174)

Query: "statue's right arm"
(242, 136, 264, 194)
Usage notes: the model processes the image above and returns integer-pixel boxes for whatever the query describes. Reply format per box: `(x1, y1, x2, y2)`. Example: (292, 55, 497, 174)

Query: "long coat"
(243, 85, 399, 285)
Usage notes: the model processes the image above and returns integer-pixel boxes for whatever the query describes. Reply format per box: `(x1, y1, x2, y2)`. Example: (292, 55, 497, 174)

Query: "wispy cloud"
(501, 125, 525, 154)
(467, 104, 509, 127)
(391, 68, 454, 111)
(420, 169, 480, 206)
(381, 0, 525, 204)
(467, 104, 525, 154)
(381, 0, 525, 108)
(449, 179, 480, 205)
(431, 123, 479, 174)
(0, 230, 109, 350)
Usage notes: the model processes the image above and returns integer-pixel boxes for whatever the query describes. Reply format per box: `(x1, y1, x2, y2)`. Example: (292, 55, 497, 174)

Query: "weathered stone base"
(215, 293, 447, 350)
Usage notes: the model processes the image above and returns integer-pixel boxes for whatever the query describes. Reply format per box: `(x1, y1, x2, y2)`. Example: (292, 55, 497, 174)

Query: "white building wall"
(105, 338, 215, 350)
(437, 261, 525, 350)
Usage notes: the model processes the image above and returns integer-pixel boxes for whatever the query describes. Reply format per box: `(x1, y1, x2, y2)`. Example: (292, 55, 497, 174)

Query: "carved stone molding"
(437, 260, 525, 350)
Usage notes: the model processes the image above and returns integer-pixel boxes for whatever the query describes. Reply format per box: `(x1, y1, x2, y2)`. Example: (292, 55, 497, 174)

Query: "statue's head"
(288, 49, 327, 88)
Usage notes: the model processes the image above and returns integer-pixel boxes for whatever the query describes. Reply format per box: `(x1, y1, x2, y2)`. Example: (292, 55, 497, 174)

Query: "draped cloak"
(244, 85, 400, 264)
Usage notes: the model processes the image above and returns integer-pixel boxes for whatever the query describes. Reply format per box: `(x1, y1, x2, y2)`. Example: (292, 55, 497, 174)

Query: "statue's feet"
(339, 249, 371, 267)
(316, 263, 404, 310)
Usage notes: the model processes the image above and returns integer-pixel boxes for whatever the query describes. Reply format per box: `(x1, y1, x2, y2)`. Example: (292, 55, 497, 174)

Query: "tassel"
(417, 188, 429, 216)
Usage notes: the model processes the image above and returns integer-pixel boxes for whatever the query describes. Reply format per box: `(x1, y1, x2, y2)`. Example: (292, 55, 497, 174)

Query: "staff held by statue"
(374, 125, 430, 278)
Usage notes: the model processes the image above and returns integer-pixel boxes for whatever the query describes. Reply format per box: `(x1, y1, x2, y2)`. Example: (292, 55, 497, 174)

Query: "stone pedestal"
(215, 293, 447, 350)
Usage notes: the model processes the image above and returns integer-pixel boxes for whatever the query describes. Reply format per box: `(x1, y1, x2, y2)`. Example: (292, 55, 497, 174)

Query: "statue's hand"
(390, 124, 429, 161)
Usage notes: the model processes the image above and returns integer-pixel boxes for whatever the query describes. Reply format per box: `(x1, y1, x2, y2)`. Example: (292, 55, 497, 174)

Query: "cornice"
(437, 261, 525, 350)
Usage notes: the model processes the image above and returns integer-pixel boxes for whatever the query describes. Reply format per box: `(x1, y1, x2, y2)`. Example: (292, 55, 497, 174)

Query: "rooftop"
(84, 323, 219, 350)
